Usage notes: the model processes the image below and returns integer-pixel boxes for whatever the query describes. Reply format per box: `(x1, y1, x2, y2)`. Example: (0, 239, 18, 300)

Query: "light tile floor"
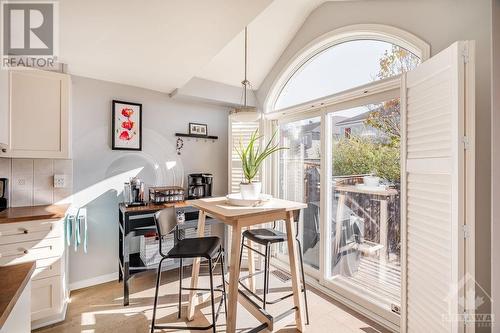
(35, 266, 391, 333)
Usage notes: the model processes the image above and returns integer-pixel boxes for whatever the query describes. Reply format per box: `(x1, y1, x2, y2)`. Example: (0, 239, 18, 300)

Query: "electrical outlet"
(54, 174, 65, 188)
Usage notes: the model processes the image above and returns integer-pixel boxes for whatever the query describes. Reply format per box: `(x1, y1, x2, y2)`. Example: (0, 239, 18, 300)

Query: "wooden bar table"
(186, 197, 307, 333)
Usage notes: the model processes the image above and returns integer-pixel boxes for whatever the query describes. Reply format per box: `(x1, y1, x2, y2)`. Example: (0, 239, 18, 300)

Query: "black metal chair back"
(153, 208, 178, 257)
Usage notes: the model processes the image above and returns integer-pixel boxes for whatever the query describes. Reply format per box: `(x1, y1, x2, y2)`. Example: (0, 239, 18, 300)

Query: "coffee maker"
(0, 178, 7, 212)
(188, 173, 213, 199)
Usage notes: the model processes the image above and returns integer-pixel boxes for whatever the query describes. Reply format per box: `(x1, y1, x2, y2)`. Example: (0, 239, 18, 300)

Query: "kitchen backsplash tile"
(0, 158, 73, 207)
(12, 159, 34, 175)
(34, 173, 53, 190)
(34, 190, 54, 206)
(34, 159, 54, 174)
(12, 174, 33, 192)
(12, 189, 32, 207)
(0, 158, 10, 178)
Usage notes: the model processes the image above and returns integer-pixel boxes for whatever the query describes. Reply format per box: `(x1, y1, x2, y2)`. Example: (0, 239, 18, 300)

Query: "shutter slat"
(402, 42, 466, 333)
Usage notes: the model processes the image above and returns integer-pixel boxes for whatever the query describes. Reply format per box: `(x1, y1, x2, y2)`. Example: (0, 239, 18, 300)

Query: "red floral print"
(119, 131, 131, 141)
(121, 108, 134, 118)
(121, 120, 134, 130)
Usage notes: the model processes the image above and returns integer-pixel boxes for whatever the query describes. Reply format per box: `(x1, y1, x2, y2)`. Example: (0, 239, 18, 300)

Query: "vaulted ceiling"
(59, 0, 329, 93)
(197, 0, 326, 89)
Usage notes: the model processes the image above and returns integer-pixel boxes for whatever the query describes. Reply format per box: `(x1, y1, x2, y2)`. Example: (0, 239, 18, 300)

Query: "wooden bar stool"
(150, 208, 227, 332)
(238, 220, 310, 324)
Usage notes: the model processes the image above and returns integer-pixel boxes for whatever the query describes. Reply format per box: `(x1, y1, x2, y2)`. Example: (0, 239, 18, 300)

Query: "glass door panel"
(328, 99, 401, 308)
(277, 117, 321, 270)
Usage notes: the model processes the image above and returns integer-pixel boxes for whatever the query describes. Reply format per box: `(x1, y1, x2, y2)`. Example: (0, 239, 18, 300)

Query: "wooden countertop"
(0, 204, 70, 224)
(119, 201, 189, 214)
(0, 262, 35, 329)
(189, 197, 307, 222)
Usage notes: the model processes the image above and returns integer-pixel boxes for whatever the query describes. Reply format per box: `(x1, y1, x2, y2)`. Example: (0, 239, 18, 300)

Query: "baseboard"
(69, 272, 118, 291)
(31, 301, 68, 330)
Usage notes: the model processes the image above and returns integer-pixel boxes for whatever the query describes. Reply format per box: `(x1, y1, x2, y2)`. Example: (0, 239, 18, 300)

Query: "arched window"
(265, 24, 429, 112)
(265, 25, 431, 317)
(275, 40, 420, 110)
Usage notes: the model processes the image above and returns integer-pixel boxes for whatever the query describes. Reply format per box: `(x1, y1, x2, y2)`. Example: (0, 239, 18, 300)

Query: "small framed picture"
(189, 123, 208, 136)
(112, 100, 142, 150)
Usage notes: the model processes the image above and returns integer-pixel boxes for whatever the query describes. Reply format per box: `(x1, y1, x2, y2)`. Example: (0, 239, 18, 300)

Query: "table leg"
(245, 226, 256, 293)
(285, 211, 305, 332)
(123, 232, 130, 306)
(187, 210, 206, 321)
(118, 212, 123, 283)
(226, 224, 242, 333)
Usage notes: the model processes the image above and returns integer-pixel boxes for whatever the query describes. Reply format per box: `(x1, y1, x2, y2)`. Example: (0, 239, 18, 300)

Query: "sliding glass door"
(272, 96, 402, 323)
(277, 116, 321, 271)
(326, 98, 401, 311)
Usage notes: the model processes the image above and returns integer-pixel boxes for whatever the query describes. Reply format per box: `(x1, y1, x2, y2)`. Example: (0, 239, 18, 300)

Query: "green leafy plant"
(235, 130, 287, 184)
(333, 137, 400, 183)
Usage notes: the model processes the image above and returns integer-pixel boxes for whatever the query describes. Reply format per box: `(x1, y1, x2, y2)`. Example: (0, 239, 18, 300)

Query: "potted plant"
(235, 130, 286, 199)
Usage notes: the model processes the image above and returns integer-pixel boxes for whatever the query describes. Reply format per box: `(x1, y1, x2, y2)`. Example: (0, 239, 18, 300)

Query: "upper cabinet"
(0, 69, 71, 159)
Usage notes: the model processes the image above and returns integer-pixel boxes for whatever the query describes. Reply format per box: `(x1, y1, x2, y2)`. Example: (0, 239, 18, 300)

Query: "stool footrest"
(180, 287, 224, 293)
(152, 323, 215, 331)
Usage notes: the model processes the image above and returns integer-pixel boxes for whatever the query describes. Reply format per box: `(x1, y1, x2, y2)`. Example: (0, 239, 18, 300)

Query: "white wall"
(69, 75, 228, 286)
(257, 0, 492, 331)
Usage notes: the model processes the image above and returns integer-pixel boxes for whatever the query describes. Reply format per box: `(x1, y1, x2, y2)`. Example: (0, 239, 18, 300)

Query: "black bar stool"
(150, 208, 227, 333)
(238, 220, 310, 324)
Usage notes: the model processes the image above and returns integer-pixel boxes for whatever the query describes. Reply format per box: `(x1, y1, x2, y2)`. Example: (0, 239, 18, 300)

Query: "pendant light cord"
(243, 26, 248, 107)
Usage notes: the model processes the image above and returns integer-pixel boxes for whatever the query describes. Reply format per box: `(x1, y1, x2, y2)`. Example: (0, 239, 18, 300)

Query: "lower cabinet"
(31, 275, 64, 322)
(0, 219, 67, 329)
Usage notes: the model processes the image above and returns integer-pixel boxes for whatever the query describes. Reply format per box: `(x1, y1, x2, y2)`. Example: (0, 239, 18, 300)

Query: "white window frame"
(263, 23, 430, 115)
(261, 25, 431, 331)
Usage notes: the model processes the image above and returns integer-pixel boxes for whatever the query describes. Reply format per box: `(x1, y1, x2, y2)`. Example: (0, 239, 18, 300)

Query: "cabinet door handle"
(23, 249, 29, 254)
(0, 148, 6, 153)
(22, 229, 29, 234)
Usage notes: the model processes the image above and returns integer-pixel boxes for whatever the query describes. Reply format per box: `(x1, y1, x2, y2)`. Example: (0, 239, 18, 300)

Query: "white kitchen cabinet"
(0, 70, 8, 154)
(0, 69, 71, 159)
(0, 218, 68, 329)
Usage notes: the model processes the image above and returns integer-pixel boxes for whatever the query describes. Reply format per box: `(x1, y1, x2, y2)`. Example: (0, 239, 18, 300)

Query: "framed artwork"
(112, 100, 142, 150)
(189, 122, 208, 136)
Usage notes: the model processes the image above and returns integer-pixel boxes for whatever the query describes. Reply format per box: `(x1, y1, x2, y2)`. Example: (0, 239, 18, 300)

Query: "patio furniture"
(333, 185, 399, 263)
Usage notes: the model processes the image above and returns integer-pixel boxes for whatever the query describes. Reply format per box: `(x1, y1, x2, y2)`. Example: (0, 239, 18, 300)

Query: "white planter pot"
(240, 182, 262, 200)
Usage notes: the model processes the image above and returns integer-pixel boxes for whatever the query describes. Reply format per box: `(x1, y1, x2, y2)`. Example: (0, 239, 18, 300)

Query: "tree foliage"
(365, 45, 420, 142)
(333, 137, 400, 183)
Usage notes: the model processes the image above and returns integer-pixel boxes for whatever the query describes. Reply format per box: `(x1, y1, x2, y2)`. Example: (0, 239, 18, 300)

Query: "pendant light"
(232, 26, 258, 115)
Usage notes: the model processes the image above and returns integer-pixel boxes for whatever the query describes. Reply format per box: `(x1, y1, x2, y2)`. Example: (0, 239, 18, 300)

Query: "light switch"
(54, 174, 66, 188)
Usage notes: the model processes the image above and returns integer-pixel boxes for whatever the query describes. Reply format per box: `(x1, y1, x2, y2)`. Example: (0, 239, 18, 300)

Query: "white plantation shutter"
(401, 41, 474, 333)
(229, 112, 261, 193)
(227, 112, 261, 266)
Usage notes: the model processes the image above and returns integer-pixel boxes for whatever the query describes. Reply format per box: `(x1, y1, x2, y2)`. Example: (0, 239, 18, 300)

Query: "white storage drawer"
(0, 237, 64, 266)
(31, 275, 63, 321)
(0, 219, 63, 245)
(33, 257, 62, 281)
